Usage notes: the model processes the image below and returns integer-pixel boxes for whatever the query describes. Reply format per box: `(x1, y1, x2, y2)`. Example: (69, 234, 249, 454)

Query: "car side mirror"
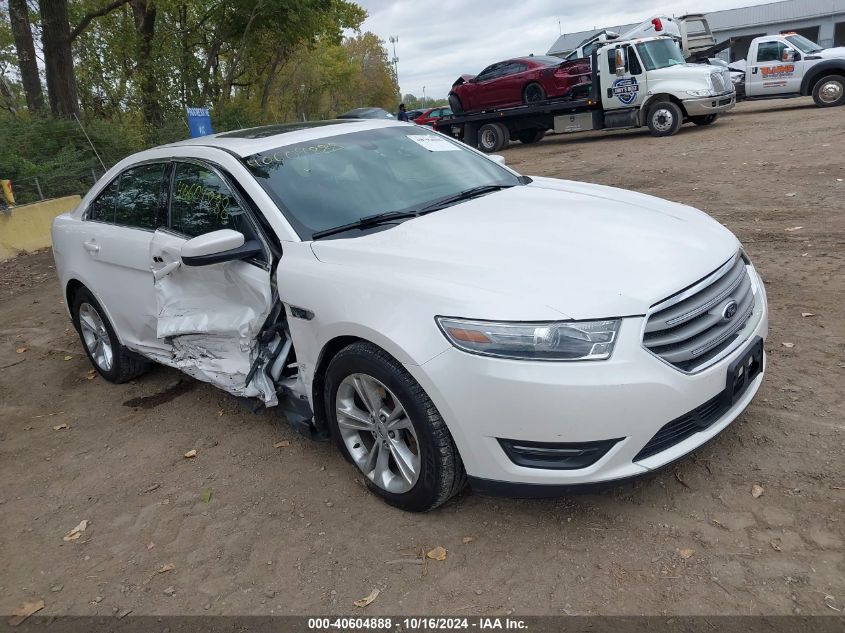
(488, 154, 506, 166)
(615, 48, 627, 76)
(181, 229, 262, 266)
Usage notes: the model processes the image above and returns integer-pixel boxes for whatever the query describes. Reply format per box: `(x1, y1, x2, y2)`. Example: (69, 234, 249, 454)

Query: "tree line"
(0, 0, 401, 202)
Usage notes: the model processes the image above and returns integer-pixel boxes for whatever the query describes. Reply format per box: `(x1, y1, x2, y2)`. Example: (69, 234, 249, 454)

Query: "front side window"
(636, 39, 686, 70)
(244, 126, 522, 240)
(169, 163, 262, 261)
(114, 163, 165, 230)
(89, 179, 118, 223)
(757, 41, 788, 63)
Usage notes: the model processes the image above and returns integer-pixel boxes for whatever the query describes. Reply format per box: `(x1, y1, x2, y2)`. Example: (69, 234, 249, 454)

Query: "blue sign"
(187, 107, 214, 138)
(612, 77, 639, 105)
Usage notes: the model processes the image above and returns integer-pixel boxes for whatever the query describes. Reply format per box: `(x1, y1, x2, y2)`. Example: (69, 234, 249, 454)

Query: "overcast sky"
(357, 0, 771, 99)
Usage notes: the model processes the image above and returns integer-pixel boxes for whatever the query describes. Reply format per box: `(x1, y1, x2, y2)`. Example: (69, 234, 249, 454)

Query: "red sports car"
(413, 106, 453, 126)
(448, 55, 591, 114)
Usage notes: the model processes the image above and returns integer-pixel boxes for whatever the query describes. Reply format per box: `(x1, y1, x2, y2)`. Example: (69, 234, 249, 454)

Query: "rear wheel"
(324, 342, 466, 512)
(71, 287, 149, 383)
(523, 83, 546, 104)
(647, 101, 683, 137)
(691, 114, 719, 126)
(477, 122, 509, 153)
(812, 74, 845, 107)
(517, 128, 545, 144)
(448, 93, 464, 114)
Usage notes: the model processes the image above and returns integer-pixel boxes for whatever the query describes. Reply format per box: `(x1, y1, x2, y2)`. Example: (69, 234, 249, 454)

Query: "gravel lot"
(1, 99, 843, 617)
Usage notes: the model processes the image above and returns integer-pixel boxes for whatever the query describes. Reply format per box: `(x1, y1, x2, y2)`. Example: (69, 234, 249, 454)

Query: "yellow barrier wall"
(0, 196, 81, 261)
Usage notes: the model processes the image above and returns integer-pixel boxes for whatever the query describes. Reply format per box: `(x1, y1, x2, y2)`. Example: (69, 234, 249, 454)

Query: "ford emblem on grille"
(722, 300, 738, 321)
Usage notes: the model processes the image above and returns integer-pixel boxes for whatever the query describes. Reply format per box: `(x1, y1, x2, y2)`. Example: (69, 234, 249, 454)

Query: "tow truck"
(436, 23, 735, 152)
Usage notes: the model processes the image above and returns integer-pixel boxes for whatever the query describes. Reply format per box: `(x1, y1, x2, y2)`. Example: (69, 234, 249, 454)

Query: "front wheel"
(812, 74, 845, 107)
(691, 114, 719, 126)
(647, 101, 683, 137)
(324, 342, 466, 512)
(448, 93, 464, 115)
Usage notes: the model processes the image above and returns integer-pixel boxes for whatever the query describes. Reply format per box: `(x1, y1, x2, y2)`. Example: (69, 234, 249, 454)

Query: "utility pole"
(389, 36, 400, 97)
(422, 85, 426, 105)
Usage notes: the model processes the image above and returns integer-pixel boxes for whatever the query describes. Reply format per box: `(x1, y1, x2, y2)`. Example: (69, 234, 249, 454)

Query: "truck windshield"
(243, 126, 521, 240)
(636, 39, 686, 70)
(784, 34, 823, 53)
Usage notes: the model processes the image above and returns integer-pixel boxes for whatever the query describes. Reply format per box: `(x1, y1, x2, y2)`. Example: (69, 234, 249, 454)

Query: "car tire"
(71, 287, 149, 384)
(523, 83, 546, 104)
(324, 341, 467, 512)
(477, 122, 509, 153)
(448, 93, 464, 115)
(647, 101, 683, 137)
(691, 114, 719, 126)
(811, 74, 845, 107)
(517, 128, 545, 144)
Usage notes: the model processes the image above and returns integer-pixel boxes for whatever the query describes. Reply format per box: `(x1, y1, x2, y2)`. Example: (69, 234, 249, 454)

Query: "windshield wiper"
(416, 183, 518, 214)
(311, 210, 421, 240)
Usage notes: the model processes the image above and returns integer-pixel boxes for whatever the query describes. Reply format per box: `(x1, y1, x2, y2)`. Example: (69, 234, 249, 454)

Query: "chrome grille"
(643, 254, 755, 372)
(710, 70, 731, 93)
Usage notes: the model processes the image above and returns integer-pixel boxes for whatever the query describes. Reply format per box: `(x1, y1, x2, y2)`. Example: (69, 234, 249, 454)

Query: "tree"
(9, 0, 44, 111)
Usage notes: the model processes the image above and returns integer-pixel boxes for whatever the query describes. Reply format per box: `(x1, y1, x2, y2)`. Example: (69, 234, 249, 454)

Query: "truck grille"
(643, 254, 755, 372)
(710, 70, 731, 94)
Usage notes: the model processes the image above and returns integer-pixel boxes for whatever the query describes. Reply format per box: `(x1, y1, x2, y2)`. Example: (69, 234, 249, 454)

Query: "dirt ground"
(1, 99, 843, 618)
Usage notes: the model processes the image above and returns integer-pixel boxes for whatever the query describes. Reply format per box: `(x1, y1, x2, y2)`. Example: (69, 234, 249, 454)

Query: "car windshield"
(244, 126, 521, 240)
(785, 34, 823, 53)
(636, 39, 686, 70)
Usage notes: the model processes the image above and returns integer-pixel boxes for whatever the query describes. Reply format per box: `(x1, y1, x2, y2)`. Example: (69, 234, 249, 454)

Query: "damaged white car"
(52, 119, 768, 511)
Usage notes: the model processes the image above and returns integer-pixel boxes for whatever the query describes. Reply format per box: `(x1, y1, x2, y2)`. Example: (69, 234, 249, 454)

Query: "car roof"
(157, 119, 407, 158)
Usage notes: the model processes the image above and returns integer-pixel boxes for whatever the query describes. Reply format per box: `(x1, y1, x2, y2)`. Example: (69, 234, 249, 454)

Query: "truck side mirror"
(783, 49, 800, 62)
(615, 48, 627, 76)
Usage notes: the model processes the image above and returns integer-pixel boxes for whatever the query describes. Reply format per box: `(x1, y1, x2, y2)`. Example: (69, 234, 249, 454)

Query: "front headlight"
(435, 317, 621, 361)
(686, 89, 713, 97)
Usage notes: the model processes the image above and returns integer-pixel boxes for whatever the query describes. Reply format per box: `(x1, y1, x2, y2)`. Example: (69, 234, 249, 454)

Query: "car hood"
(310, 177, 739, 320)
(818, 46, 845, 59)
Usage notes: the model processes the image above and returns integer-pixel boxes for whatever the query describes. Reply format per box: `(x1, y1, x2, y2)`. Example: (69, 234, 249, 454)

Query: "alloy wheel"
(78, 303, 113, 372)
(336, 373, 420, 494)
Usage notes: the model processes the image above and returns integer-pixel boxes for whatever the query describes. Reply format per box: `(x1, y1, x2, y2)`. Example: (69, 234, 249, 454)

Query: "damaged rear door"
(149, 159, 278, 404)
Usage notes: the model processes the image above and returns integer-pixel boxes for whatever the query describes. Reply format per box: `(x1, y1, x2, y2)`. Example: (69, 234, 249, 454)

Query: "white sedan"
(52, 119, 768, 511)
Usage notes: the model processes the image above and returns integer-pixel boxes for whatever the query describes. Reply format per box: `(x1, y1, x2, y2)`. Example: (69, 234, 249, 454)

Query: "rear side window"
(169, 163, 263, 259)
(114, 163, 165, 230)
(89, 179, 118, 223)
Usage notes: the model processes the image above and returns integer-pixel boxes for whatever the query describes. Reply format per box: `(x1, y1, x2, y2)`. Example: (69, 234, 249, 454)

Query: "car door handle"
(83, 240, 100, 253)
(152, 260, 181, 281)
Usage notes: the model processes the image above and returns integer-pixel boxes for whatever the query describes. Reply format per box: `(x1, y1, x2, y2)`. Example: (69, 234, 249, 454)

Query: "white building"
(548, 0, 845, 62)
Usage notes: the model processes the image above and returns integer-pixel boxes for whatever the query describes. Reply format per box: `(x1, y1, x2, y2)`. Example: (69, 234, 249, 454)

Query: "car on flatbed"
(52, 119, 767, 511)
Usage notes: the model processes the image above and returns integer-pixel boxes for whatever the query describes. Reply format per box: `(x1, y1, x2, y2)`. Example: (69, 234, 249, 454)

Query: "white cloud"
(358, 0, 774, 98)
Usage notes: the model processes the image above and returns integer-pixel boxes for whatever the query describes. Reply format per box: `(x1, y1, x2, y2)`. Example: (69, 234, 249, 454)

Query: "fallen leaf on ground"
(52, 423, 68, 431)
(8, 599, 44, 626)
(273, 440, 290, 448)
(751, 484, 764, 498)
(63, 355, 73, 361)
(770, 540, 782, 551)
(462, 537, 474, 544)
(63, 519, 89, 541)
(353, 588, 380, 608)
(784, 226, 803, 231)
(426, 546, 447, 561)
(679, 548, 695, 559)
(201, 488, 213, 503)
(156, 563, 175, 574)
(781, 342, 795, 348)
(785, 193, 797, 198)
(86, 370, 96, 380)
(147, 542, 155, 550)
(142, 483, 160, 493)
(801, 312, 815, 318)
(15, 347, 27, 354)
(183, 449, 197, 458)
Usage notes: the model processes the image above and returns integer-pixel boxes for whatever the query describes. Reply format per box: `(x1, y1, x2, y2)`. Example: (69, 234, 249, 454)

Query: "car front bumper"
(406, 280, 768, 492)
(683, 91, 736, 116)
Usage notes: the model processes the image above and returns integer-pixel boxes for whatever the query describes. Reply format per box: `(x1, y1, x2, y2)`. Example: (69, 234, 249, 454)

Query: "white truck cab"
(740, 33, 845, 106)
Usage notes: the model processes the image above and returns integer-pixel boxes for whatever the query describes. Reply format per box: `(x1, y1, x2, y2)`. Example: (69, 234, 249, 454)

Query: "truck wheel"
(523, 83, 546, 104)
(448, 93, 464, 114)
(324, 341, 467, 512)
(478, 122, 509, 153)
(691, 114, 719, 126)
(812, 75, 845, 107)
(647, 101, 683, 137)
(517, 129, 545, 144)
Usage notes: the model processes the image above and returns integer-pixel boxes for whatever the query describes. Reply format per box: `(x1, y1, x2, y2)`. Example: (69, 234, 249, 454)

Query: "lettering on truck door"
(749, 40, 803, 96)
(604, 45, 647, 111)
